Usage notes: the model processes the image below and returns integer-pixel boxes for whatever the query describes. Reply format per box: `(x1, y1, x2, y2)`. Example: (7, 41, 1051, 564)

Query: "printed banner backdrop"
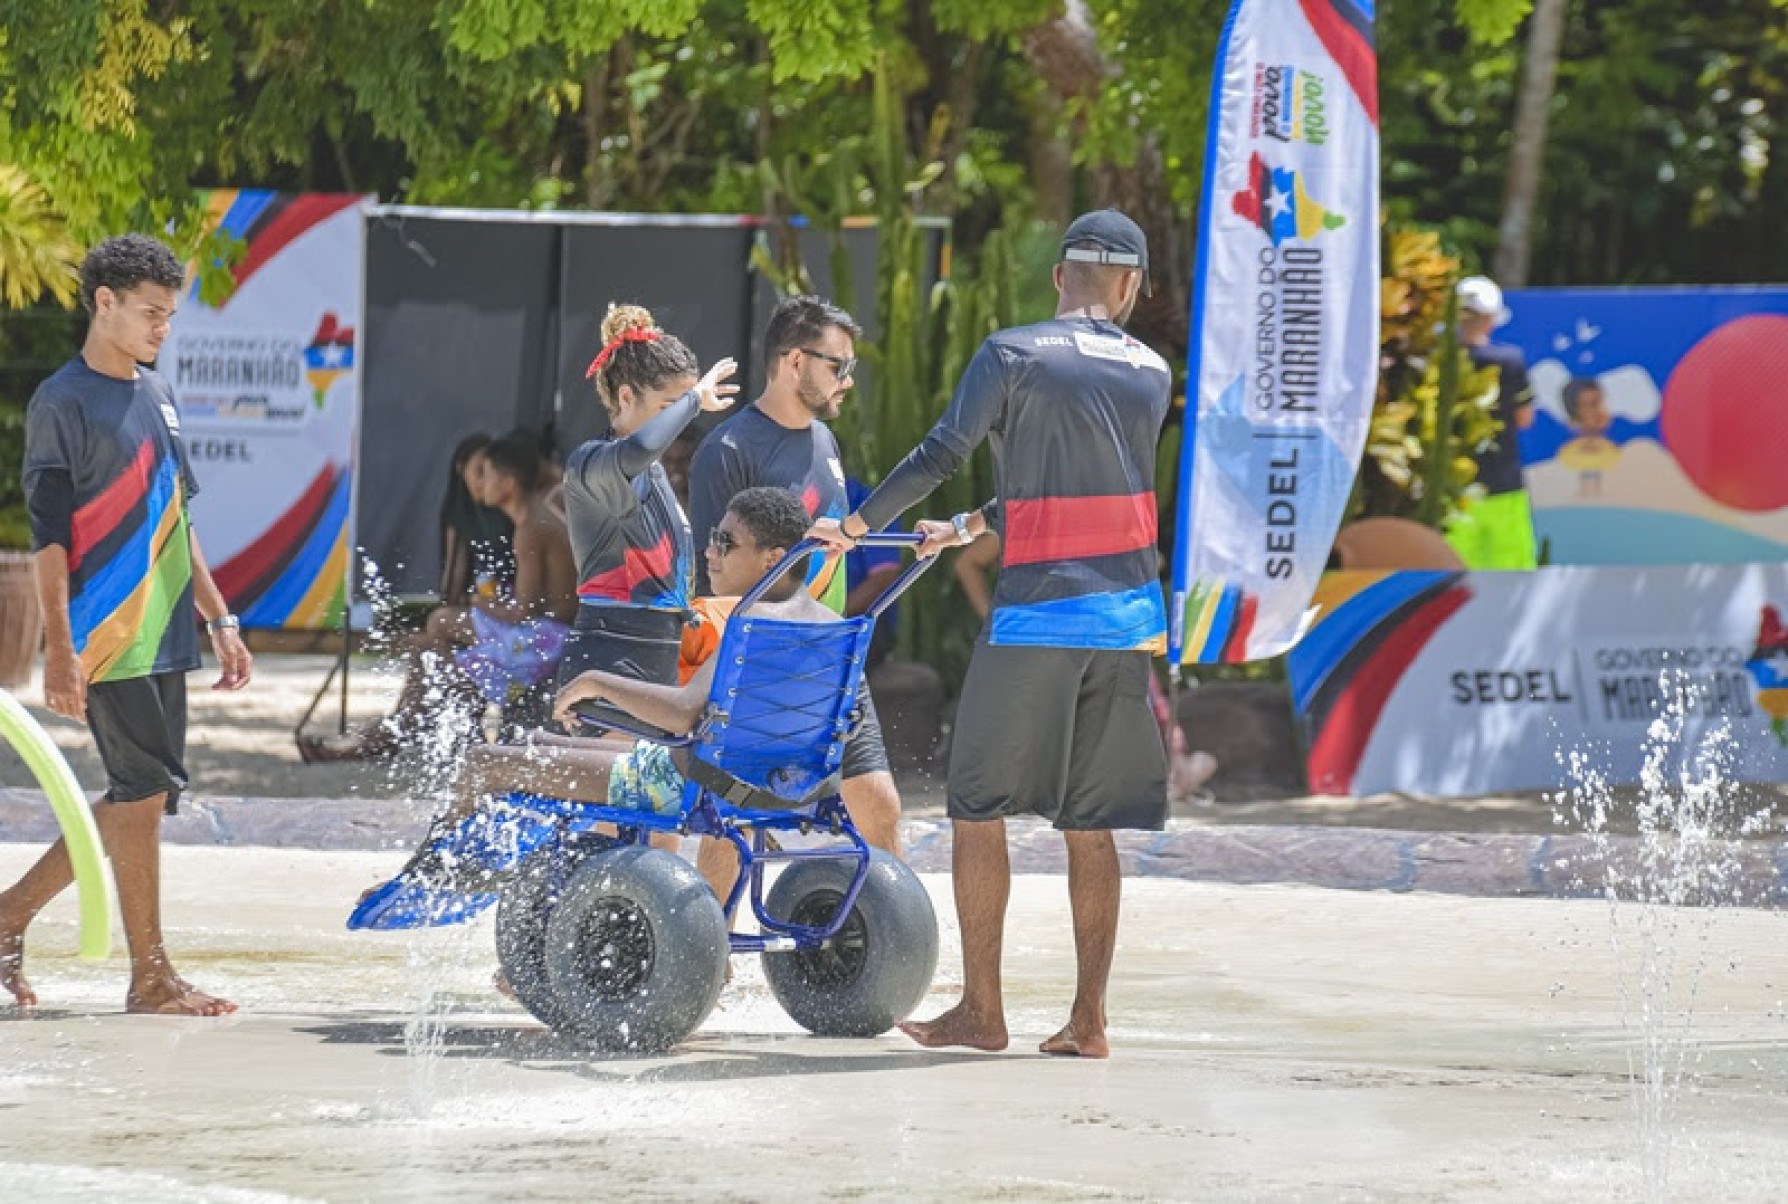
(1286, 566, 1788, 796)
(1505, 287, 1788, 566)
(1171, 0, 1380, 664)
(159, 191, 367, 629)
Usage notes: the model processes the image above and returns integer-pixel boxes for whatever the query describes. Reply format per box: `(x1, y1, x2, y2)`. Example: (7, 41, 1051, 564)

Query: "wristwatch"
(951, 512, 975, 545)
(207, 614, 241, 634)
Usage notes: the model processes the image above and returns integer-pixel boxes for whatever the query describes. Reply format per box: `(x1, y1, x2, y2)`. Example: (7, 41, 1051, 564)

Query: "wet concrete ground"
(4, 845, 1787, 1201)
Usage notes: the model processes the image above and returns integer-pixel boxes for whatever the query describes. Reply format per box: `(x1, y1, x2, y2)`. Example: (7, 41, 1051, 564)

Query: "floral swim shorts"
(606, 740, 686, 816)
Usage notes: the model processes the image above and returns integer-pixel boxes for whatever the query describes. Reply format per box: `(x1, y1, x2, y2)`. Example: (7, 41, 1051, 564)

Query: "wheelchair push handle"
(734, 534, 934, 619)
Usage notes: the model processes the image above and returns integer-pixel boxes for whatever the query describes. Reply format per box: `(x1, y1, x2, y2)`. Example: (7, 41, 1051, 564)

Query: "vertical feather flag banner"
(1170, 0, 1380, 664)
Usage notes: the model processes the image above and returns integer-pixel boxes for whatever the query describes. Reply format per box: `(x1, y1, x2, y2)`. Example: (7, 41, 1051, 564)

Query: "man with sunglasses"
(689, 295, 858, 603)
(687, 294, 902, 862)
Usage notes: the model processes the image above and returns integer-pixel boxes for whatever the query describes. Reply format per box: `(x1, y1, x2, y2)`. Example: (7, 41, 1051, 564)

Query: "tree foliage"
(6, 0, 1779, 297)
(2, 0, 1779, 646)
(1380, 0, 1788, 282)
(0, 166, 82, 309)
(1357, 228, 1504, 527)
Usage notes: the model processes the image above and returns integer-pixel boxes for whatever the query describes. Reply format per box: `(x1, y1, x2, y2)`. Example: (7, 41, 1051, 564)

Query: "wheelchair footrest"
(345, 795, 588, 931)
(348, 878, 499, 930)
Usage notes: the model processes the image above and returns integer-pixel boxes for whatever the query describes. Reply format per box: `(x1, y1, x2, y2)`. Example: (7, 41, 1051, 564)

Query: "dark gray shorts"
(947, 641, 1167, 831)
(86, 671, 189, 816)
(555, 605, 684, 691)
(841, 682, 890, 781)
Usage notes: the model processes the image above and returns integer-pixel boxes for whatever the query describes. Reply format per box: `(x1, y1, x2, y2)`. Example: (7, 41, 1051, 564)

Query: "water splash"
(399, 921, 478, 1119)
(353, 551, 490, 818)
(359, 552, 549, 1114)
(1555, 670, 1778, 1201)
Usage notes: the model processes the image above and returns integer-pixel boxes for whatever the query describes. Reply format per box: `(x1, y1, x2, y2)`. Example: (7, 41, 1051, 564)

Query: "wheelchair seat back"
(689, 611, 876, 807)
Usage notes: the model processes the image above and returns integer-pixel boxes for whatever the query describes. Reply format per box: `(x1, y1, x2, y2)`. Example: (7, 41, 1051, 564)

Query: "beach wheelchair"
(348, 536, 939, 1053)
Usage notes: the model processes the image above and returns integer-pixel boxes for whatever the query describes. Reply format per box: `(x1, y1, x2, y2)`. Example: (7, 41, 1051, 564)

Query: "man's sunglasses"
(709, 528, 747, 555)
(798, 347, 857, 379)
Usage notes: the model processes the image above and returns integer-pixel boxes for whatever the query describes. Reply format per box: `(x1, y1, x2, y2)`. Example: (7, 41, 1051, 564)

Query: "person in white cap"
(1446, 275, 1538, 570)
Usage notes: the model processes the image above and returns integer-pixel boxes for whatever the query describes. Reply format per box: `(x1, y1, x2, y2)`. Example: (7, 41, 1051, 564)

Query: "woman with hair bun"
(557, 304, 737, 690)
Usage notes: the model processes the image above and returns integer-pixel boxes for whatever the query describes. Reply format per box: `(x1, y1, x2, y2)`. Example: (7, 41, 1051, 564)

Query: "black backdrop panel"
(360, 216, 561, 594)
(357, 214, 936, 600)
(553, 224, 757, 453)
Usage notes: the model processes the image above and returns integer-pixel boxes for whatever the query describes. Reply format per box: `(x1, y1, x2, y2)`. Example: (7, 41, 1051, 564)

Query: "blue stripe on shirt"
(988, 582, 1167, 650)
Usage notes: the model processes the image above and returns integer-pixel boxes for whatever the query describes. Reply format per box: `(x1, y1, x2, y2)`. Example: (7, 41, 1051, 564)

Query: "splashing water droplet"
(1554, 667, 1778, 1201)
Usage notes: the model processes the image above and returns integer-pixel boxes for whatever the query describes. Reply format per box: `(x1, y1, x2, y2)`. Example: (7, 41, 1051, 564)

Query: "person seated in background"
(439, 433, 516, 604)
(299, 433, 511, 763)
(364, 487, 820, 905)
(508, 424, 568, 521)
(302, 434, 577, 762)
(953, 531, 1217, 803)
(448, 434, 578, 715)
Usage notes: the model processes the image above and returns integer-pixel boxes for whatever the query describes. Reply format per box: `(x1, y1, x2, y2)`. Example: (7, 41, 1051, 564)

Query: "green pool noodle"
(0, 689, 111, 960)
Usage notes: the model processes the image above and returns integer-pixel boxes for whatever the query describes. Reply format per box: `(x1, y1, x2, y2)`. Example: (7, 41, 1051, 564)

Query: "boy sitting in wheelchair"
(357, 487, 832, 903)
(351, 486, 937, 1051)
(551, 484, 844, 821)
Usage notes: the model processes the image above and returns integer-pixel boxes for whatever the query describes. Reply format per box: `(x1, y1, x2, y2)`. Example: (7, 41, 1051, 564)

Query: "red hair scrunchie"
(585, 327, 664, 379)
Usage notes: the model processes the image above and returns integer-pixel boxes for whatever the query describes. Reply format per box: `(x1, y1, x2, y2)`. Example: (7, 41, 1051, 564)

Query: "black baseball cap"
(1060, 208, 1152, 295)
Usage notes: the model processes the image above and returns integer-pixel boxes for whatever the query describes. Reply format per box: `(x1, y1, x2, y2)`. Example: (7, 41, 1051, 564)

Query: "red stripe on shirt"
(578, 531, 677, 603)
(1002, 493, 1157, 567)
(69, 440, 155, 569)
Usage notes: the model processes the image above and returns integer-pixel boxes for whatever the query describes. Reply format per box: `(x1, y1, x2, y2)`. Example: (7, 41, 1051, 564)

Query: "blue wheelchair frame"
(349, 534, 930, 957)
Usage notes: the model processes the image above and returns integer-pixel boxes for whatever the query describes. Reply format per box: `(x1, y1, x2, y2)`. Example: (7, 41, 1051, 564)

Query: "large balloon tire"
(762, 850, 938, 1037)
(495, 844, 585, 1033)
(543, 845, 728, 1053)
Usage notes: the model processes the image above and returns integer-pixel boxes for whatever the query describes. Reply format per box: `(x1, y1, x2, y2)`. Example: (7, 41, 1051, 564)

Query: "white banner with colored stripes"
(1286, 566, 1788, 795)
(1170, 0, 1380, 663)
(160, 191, 367, 630)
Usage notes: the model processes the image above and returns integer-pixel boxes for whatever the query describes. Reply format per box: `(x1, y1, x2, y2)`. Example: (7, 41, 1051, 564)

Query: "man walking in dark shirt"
(814, 210, 1171, 1058)
(2, 235, 252, 1016)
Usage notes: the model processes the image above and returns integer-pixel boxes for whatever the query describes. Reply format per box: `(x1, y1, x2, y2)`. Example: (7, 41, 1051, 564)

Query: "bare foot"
(171, 977, 239, 1016)
(493, 970, 518, 1003)
(127, 979, 237, 1017)
(897, 1003, 1008, 1052)
(1039, 1020, 1109, 1059)
(0, 928, 35, 1010)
